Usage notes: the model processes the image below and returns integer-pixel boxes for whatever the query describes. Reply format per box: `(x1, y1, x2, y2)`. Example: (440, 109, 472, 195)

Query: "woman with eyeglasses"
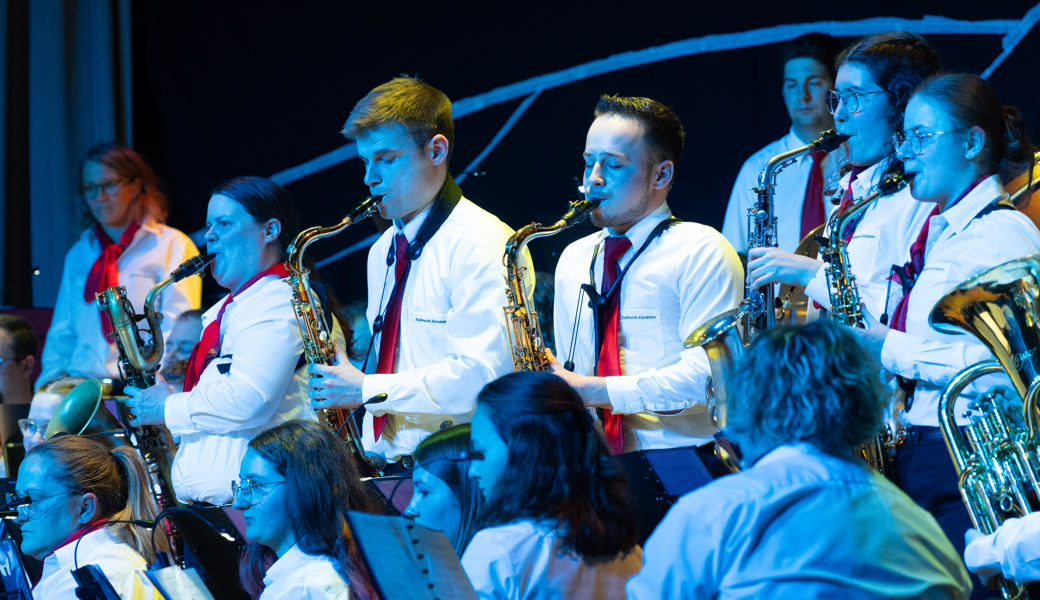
(854, 72, 1040, 597)
(463, 372, 641, 600)
(124, 176, 352, 505)
(747, 32, 939, 324)
(14, 434, 165, 599)
(233, 420, 380, 600)
(36, 142, 201, 389)
(404, 424, 484, 555)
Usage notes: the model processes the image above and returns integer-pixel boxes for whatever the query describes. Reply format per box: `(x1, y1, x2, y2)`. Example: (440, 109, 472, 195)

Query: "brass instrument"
(96, 252, 213, 564)
(503, 199, 598, 372)
(743, 129, 848, 337)
(929, 254, 1040, 600)
(287, 196, 382, 478)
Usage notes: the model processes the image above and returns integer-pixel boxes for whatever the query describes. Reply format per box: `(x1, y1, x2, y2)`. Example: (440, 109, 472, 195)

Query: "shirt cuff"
(803, 266, 830, 309)
(361, 374, 392, 415)
(605, 375, 691, 414)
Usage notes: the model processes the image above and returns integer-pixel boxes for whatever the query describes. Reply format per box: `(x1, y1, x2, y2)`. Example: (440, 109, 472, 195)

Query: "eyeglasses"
(17, 418, 49, 438)
(827, 89, 888, 115)
(5, 491, 74, 521)
(80, 179, 125, 199)
(231, 478, 286, 505)
(892, 128, 966, 155)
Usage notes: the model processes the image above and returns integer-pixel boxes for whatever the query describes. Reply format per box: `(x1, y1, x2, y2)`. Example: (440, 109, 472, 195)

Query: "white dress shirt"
(461, 519, 642, 600)
(803, 160, 935, 318)
(260, 544, 349, 600)
(553, 203, 743, 451)
(361, 196, 531, 461)
(880, 176, 1040, 428)
(34, 528, 160, 600)
(165, 274, 315, 503)
(722, 129, 841, 253)
(38, 220, 201, 386)
(965, 513, 1040, 583)
(626, 443, 972, 600)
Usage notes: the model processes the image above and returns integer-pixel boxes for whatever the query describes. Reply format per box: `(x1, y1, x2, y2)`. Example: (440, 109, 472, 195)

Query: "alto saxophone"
(95, 251, 214, 563)
(504, 199, 598, 372)
(819, 173, 909, 477)
(287, 196, 381, 478)
(744, 129, 848, 338)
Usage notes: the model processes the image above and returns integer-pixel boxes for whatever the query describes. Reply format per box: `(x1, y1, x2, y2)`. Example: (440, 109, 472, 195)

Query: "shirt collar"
(394, 205, 434, 241)
(603, 202, 672, 250)
(263, 543, 305, 587)
(933, 174, 1005, 235)
(841, 158, 889, 198)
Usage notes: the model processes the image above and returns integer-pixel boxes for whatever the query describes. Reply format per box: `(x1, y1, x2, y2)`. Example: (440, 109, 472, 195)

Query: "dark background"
(129, 2, 1040, 306)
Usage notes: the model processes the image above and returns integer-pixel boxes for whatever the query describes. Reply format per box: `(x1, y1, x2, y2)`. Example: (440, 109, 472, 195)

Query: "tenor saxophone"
(504, 199, 598, 372)
(95, 251, 213, 564)
(287, 196, 381, 478)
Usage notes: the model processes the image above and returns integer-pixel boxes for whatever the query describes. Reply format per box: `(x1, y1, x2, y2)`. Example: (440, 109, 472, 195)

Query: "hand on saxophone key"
(122, 379, 172, 426)
(307, 343, 365, 409)
(544, 349, 612, 409)
(746, 247, 824, 290)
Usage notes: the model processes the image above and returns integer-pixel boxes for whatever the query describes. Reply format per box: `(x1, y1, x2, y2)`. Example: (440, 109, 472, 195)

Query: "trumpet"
(287, 196, 382, 478)
(503, 199, 598, 372)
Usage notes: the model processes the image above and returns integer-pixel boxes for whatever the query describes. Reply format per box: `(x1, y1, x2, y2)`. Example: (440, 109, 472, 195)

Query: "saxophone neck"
(288, 197, 380, 274)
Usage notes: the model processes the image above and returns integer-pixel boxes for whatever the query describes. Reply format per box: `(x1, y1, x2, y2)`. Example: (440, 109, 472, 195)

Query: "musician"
(235, 420, 379, 600)
(747, 32, 939, 321)
(855, 72, 1040, 597)
(548, 95, 743, 457)
(0, 315, 37, 405)
(627, 320, 972, 599)
(722, 32, 843, 254)
(158, 308, 204, 389)
(464, 372, 641, 599)
(125, 176, 326, 504)
(15, 435, 164, 599)
(964, 512, 1040, 585)
(308, 76, 530, 468)
(37, 142, 200, 387)
(405, 424, 483, 554)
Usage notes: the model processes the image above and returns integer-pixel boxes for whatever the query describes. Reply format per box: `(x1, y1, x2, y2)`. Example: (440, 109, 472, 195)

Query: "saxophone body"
(95, 252, 213, 564)
(504, 199, 598, 372)
(287, 196, 381, 478)
(743, 129, 849, 338)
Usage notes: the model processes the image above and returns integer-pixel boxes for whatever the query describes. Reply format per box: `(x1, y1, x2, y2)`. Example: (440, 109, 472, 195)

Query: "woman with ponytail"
(233, 420, 380, 600)
(15, 435, 165, 599)
(463, 372, 641, 600)
(856, 72, 1040, 596)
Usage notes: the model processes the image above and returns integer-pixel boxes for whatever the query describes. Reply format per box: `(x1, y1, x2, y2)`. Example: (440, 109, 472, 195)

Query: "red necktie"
(596, 235, 632, 455)
(800, 151, 826, 238)
(373, 233, 410, 440)
(84, 221, 142, 337)
(889, 206, 939, 332)
(837, 166, 864, 242)
(182, 262, 290, 392)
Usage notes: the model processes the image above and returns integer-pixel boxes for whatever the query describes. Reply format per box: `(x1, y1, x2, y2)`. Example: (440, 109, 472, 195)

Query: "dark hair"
(79, 142, 168, 230)
(779, 32, 842, 81)
(237, 420, 380, 599)
(594, 94, 685, 171)
(913, 73, 1034, 184)
(210, 176, 300, 261)
(341, 76, 454, 161)
(0, 314, 37, 360)
(725, 320, 887, 459)
(412, 424, 484, 554)
(837, 32, 941, 138)
(474, 372, 637, 558)
(27, 435, 165, 562)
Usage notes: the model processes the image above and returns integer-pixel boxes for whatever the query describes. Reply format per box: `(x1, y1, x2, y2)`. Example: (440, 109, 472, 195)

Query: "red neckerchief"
(182, 262, 290, 391)
(84, 222, 142, 337)
(889, 175, 990, 332)
(32, 519, 109, 587)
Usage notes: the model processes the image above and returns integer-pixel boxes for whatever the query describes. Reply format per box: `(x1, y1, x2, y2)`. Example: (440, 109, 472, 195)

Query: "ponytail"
(999, 104, 1034, 184)
(108, 447, 168, 563)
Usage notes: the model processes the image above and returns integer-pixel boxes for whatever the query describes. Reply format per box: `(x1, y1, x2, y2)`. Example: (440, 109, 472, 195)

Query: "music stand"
(0, 520, 32, 599)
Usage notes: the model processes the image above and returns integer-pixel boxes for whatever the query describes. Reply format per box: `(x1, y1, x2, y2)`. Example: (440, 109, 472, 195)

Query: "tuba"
(684, 309, 744, 473)
(929, 253, 1040, 600)
(96, 252, 213, 564)
(503, 199, 598, 372)
(287, 196, 382, 478)
(743, 129, 848, 337)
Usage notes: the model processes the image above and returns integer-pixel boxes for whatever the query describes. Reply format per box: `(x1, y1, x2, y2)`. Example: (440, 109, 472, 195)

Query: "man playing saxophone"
(547, 95, 742, 537)
(307, 76, 531, 470)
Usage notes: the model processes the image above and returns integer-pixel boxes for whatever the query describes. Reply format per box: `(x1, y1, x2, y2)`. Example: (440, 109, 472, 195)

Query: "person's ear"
(428, 134, 450, 166)
(263, 219, 282, 243)
(75, 492, 99, 526)
(652, 160, 675, 190)
(964, 126, 986, 161)
(18, 356, 35, 380)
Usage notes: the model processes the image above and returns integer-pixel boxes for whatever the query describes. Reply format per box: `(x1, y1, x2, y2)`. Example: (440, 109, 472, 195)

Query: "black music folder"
(346, 511, 477, 600)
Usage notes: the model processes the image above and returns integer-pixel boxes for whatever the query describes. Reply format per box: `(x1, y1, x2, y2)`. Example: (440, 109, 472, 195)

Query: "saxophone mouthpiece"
(171, 253, 215, 282)
(808, 129, 850, 153)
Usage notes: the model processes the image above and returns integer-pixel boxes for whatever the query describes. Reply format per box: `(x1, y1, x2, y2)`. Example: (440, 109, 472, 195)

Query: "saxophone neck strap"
(384, 174, 463, 267)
